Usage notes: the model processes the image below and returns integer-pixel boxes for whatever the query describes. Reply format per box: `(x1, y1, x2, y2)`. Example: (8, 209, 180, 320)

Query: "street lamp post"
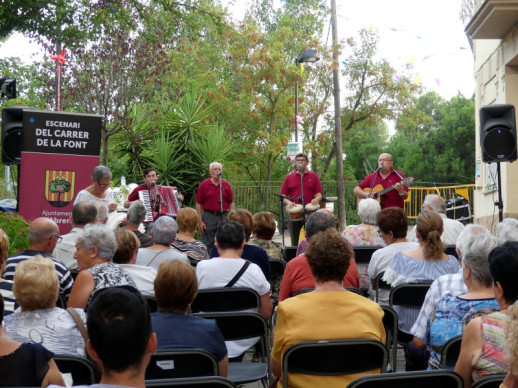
(294, 49, 320, 144)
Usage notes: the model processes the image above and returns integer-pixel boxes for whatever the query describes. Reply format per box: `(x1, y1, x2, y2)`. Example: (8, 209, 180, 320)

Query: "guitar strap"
(394, 169, 405, 181)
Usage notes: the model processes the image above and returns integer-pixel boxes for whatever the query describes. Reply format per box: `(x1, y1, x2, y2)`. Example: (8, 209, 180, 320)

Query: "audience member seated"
(83, 287, 157, 388)
(455, 241, 518, 387)
(249, 211, 286, 262)
(152, 260, 228, 376)
(94, 202, 109, 225)
(113, 230, 156, 297)
(382, 210, 459, 336)
(171, 207, 209, 262)
(210, 209, 271, 281)
(136, 216, 188, 270)
(4, 256, 87, 357)
(407, 194, 465, 245)
(0, 230, 16, 315)
(368, 207, 419, 305)
(271, 228, 386, 388)
(409, 224, 491, 357)
(53, 202, 97, 270)
(67, 224, 136, 309)
(497, 218, 518, 241)
(125, 202, 153, 248)
(295, 208, 340, 256)
(197, 220, 273, 362)
(3, 217, 74, 300)
(279, 212, 360, 301)
(342, 198, 385, 247)
(0, 294, 65, 386)
(422, 234, 501, 369)
(501, 301, 518, 388)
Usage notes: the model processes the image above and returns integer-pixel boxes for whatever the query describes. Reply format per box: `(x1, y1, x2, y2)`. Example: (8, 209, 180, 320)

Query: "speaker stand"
(495, 162, 504, 222)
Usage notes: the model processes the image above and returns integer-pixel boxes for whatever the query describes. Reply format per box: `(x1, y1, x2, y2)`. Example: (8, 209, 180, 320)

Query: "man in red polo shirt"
(353, 153, 409, 209)
(281, 152, 323, 246)
(195, 162, 235, 249)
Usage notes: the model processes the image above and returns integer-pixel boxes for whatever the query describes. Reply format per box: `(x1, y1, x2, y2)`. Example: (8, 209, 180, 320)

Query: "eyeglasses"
(97, 182, 110, 188)
(378, 158, 392, 162)
(50, 235, 63, 243)
(377, 229, 383, 236)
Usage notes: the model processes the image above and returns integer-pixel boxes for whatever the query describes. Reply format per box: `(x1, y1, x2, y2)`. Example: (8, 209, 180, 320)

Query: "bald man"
(353, 153, 409, 209)
(3, 217, 74, 298)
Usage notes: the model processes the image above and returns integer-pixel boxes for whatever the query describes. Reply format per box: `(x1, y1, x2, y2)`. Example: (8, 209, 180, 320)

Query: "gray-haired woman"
(74, 165, 118, 213)
(67, 224, 136, 310)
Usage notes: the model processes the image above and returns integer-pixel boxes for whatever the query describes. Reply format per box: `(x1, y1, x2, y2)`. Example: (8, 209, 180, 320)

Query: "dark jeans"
(288, 219, 303, 246)
(404, 340, 430, 371)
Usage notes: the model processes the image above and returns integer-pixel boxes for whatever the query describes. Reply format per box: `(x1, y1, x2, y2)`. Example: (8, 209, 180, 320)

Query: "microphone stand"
(273, 194, 296, 246)
(299, 166, 307, 232)
(369, 167, 381, 197)
(218, 174, 223, 213)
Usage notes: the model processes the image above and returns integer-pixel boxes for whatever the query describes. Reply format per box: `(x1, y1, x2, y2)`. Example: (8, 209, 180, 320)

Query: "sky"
(0, 0, 474, 100)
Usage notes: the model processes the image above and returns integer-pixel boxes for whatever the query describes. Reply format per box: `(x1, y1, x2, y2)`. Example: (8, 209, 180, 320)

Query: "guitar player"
(353, 153, 409, 209)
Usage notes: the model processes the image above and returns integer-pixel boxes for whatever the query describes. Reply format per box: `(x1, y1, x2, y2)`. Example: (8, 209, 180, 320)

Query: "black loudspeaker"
(1, 106, 33, 165)
(480, 104, 517, 163)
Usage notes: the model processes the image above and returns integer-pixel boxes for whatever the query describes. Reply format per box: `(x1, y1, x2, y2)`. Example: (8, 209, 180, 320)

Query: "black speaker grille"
(482, 127, 517, 162)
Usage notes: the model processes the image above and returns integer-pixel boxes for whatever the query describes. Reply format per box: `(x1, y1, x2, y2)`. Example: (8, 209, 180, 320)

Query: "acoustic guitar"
(359, 177, 414, 205)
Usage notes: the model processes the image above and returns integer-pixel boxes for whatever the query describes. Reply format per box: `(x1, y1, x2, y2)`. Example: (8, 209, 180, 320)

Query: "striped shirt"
(0, 281, 17, 315)
(3, 250, 74, 299)
(410, 270, 467, 339)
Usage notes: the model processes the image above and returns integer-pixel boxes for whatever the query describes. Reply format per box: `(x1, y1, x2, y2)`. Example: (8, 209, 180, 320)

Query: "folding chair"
(282, 339, 388, 388)
(380, 305, 398, 372)
(56, 293, 67, 308)
(353, 246, 383, 265)
(375, 271, 391, 303)
(194, 312, 270, 388)
(145, 376, 237, 387)
(53, 354, 98, 385)
(472, 374, 507, 388)
(269, 258, 286, 280)
(286, 246, 298, 262)
(445, 245, 459, 259)
(144, 296, 158, 313)
(145, 349, 219, 380)
(190, 287, 260, 313)
(440, 335, 463, 369)
(347, 369, 463, 388)
(389, 282, 432, 344)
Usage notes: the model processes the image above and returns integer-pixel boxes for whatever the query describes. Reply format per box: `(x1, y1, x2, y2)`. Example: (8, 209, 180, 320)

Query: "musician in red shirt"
(124, 168, 184, 230)
(195, 162, 235, 249)
(353, 153, 409, 209)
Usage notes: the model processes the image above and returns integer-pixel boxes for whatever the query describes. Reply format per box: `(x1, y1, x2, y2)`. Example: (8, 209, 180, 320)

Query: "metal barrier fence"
(230, 181, 475, 226)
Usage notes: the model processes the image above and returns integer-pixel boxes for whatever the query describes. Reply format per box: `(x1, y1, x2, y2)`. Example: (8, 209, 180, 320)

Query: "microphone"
(298, 163, 304, 171)
(218, 172, 222, 176)
(375, 165, 382, 172)
(150, 181, 156, 186)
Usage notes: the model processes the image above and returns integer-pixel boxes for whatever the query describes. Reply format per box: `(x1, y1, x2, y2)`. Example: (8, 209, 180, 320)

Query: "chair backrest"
(194, 312, 269, 362)
(145, 376, 238, 387)
(53, 354, 98, 385)
(346, 369, 463, 388)
(190, 287, 260, 313)
(286, 246, 298, 262)
(471, 374, 507, 388)
(144, 296, 158, 313)
(145, 349, 219, 380)
(56, 293, 67, 309)
(445, 245, 459, 259)
(380, 305, 399, 372)
(353, 246, 383, 264)
(440, 335, 463, 369)
(293, 287, 314, 296)
(269, 258, 286, 279)
(389, 282, 432, 308)
(282, 339, 388, 388)
(375, 271, 391, 303)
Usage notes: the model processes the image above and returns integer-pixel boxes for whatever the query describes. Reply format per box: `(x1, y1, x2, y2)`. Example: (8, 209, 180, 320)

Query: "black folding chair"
(54, 354, 98, 385)
(445, 245, 459, 259)
(381, 305, 398, 372)
(145, 349, 219, 381)
(375, 271, 391, 303)
(190, 287, 260, 313)
(144, 296, 158, 313)
(440, 335, 463, 369)
(389, 282, 432, 344)
(472, 374, 507, 388)
(347, 369, 463, 388)
(353, 246, 383, 265)
(145, 376, 237, 387)
(282, 339, 388, 388)
(269, 258, 286, 280)
(286, 246, 298, 262)
(194, 312, 270, 388)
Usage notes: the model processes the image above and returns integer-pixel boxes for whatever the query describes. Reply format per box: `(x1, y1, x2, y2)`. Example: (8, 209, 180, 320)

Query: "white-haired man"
(408, 194, 465, 245)
(195, 162, 235, 250)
